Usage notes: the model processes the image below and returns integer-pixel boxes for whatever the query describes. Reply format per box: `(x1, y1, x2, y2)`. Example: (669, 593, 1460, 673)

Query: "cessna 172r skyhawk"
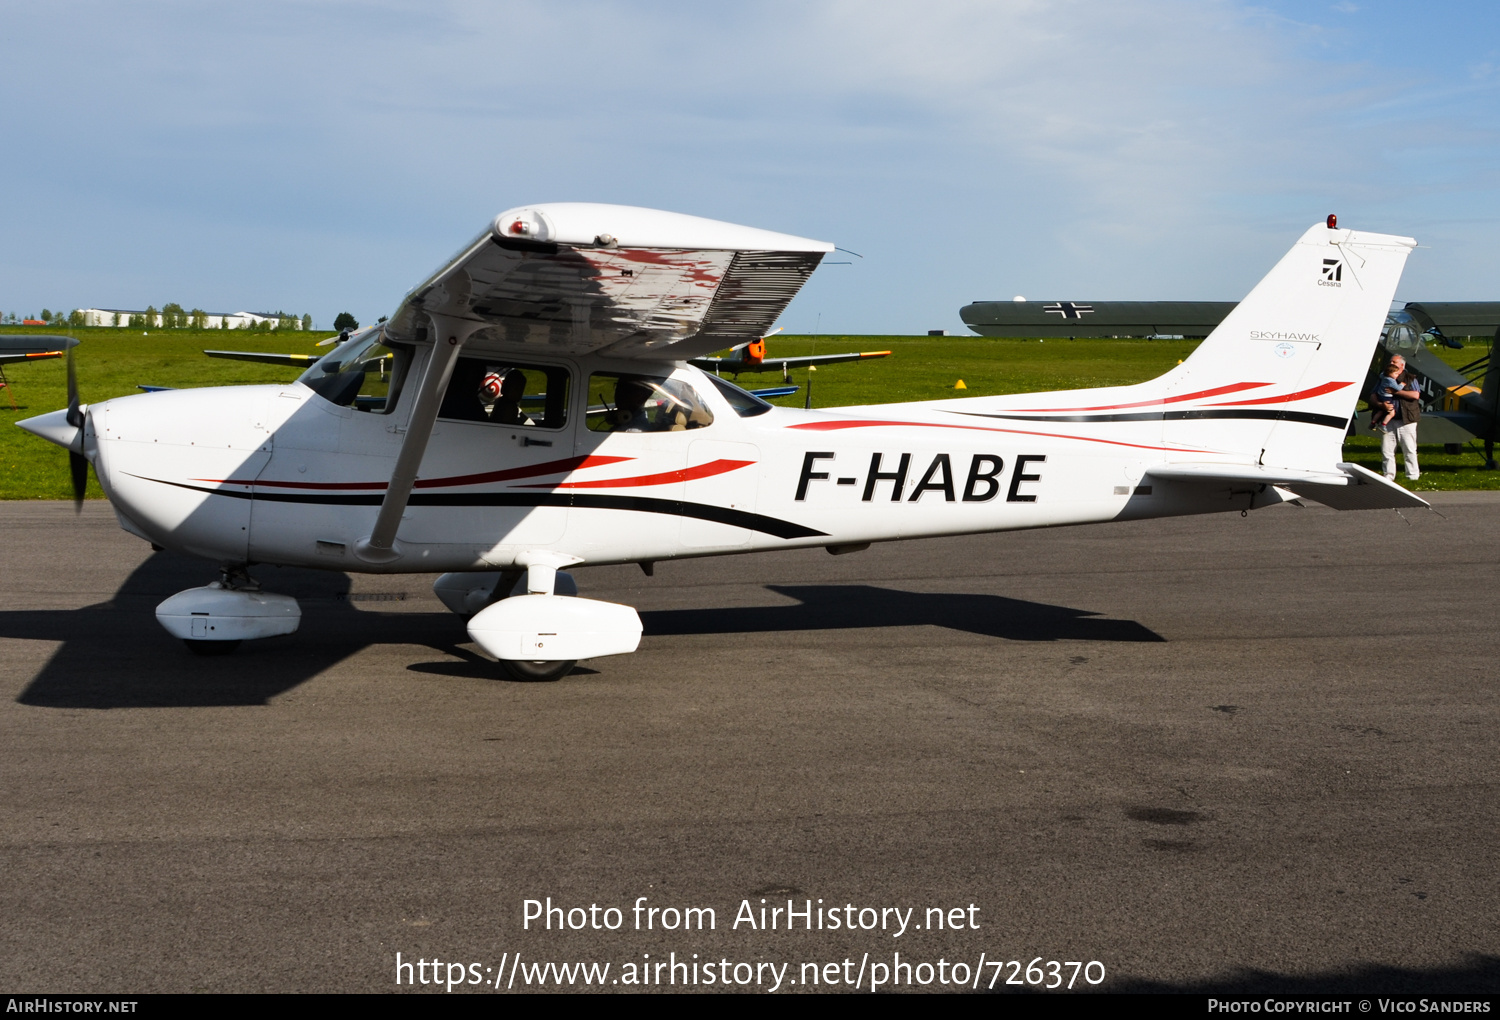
(18, 205, 1424, 679)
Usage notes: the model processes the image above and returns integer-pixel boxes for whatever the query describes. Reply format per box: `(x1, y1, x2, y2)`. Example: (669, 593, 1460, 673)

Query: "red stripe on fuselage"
(522, 458, 755, 489)
(1202, 381, 1352, 406)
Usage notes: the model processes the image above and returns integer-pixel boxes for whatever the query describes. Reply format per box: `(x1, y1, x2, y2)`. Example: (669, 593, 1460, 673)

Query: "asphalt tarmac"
(1, 496, 1497, 994)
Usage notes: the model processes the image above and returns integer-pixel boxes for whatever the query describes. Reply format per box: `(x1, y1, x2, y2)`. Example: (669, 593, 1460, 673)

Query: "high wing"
(380, 203, 833, 362)
(0, 351, 63, 366)
(342, 204, 831, 563)
(0, 334, 78, 365)
(689, 349, 891, 373)
(204, 350, 321, 368)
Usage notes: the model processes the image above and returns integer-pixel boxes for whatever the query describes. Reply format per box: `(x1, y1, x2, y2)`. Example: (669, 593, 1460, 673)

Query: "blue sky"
(2, 0, 1496, 332)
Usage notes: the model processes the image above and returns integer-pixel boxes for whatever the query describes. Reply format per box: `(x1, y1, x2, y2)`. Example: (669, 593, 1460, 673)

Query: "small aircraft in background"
(0, 335, 79, 409)
(689, 327, 891, 382)
(1353, 312, 1500, 466)
(18, 206, 1423, 682)
(201, 326, 353, 369)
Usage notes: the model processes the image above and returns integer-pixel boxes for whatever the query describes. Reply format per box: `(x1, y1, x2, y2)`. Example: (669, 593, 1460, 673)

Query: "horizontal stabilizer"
(1146, 462, 1428, 510)
(1287, 462, 1429, 510)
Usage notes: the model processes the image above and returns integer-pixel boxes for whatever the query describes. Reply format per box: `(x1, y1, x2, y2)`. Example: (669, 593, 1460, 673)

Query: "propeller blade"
(65, 344, 81, 428)
(64, 344, 88, 510)
(70, 451, 88, 512)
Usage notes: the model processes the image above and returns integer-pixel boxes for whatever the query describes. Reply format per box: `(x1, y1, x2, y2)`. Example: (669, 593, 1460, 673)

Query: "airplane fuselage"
(84, 352, 1279, 575)
(16, 211, 1423, 670)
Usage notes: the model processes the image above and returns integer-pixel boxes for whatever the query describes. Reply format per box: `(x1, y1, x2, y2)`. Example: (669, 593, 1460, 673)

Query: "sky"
(1, 0, 1497, 333)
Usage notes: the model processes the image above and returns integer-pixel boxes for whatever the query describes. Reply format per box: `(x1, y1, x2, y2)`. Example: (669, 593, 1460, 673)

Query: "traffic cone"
(954, 379, 967, 390)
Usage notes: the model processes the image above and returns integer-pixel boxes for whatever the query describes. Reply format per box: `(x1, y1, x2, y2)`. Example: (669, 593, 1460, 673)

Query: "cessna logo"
(1044, 301, 1094, 320)
(796, 452, 1046, 504)
(1319, 259, 1342, 287)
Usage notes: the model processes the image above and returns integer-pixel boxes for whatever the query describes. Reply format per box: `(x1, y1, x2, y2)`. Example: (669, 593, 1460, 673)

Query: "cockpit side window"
(586, 373, 715, 433)
(437, 358, 570, 429)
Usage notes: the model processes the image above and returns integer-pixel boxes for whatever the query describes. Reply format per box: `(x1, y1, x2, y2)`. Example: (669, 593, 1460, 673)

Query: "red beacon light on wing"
(1327, 214, 1337, 229)
(509, 219, 531, 236)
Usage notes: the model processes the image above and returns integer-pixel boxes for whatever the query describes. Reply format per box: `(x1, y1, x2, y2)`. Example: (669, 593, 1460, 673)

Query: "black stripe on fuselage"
(954, 409, 1349, 429)
(141, 478, 827, 540)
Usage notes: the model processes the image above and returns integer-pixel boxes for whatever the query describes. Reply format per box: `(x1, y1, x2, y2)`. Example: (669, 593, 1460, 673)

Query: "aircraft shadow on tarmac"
(7, 549, 462, 710)
(8, 553, 1160, 710)
(640, 584, 1165, 645)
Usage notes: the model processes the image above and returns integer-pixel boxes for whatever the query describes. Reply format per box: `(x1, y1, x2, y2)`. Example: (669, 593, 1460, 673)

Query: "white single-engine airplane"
(18, 205, 1424, 679)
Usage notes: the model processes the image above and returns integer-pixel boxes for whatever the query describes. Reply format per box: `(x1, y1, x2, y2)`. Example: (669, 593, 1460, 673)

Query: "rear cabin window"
(586, 373, 714, 433)
(437, 358, 570, 429)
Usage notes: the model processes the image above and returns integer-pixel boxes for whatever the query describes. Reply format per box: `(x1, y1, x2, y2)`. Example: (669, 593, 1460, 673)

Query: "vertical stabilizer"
(1163, 222, 1415, 468)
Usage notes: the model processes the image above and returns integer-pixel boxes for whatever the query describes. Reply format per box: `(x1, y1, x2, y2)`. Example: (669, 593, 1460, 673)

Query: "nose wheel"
(500, 659, 577, 682)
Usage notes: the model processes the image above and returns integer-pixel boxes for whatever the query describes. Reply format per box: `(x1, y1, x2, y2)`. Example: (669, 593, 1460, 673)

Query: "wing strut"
(353, 313, 482, 563)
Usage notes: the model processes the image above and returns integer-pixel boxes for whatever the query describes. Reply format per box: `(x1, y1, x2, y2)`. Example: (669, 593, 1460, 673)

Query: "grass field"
(2, 326, 1494, 500)
(2, 327, 337, 500)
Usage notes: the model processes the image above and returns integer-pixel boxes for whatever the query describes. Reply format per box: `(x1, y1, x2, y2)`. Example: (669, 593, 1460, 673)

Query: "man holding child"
(1372, 354, 1421, 481)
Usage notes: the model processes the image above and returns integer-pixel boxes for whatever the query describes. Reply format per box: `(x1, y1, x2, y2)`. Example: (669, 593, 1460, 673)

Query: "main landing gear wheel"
(183, 639, 242, 656)
(501, 659, 576, 682)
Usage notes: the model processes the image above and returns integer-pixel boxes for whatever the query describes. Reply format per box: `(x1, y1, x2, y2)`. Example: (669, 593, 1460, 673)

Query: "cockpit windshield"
(704, 373, 775, 417)
(297, 327, 412, 412)
(1381, 309, 1424, 356)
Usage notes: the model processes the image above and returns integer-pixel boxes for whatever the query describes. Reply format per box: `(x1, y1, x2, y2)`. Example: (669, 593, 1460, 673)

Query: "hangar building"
(960, 300, 1500, 342)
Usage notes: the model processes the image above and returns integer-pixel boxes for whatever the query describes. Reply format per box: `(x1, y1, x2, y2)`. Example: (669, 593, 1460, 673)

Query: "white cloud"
(1, 0, 1496, 327)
